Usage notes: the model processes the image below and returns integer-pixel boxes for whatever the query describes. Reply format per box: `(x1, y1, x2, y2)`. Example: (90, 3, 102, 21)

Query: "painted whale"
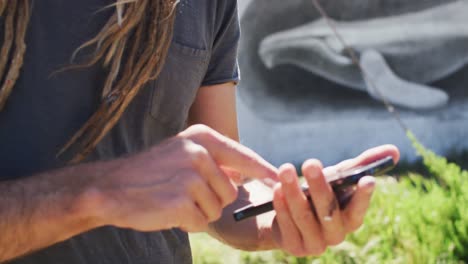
(259, 1, 468, 110)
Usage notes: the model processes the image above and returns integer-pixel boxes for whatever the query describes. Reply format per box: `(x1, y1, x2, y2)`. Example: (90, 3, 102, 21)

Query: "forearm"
(0, 162, 110, 262)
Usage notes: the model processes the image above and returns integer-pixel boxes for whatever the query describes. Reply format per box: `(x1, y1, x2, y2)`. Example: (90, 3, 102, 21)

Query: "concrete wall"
(236, 0, 468, 167)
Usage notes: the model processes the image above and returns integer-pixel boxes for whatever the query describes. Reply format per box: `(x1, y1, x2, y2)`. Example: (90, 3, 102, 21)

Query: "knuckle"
(171, 137, 192, 151)
(172, 138, 199, 159)
(223, 185, 238, 206)
(182, 124, 203, 135)
(190, 124, 211, 132)
(200, 199, 222, 222)
(297, 211, 315, 224)
(189, 124, 214, 139)
(187, 145, 209, 166)
(287, 188, 306, 203)
(171, 197, 192, 215)
(185, 174, 204, 191)
(186, 204, 207, 224)
(209, 207, 223, 222)
(178, 196, 193, 209)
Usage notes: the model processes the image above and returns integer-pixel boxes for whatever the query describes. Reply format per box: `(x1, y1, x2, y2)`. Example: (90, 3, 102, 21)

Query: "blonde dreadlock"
(0, 0, 179, 163)
(0, 0, 29, 111)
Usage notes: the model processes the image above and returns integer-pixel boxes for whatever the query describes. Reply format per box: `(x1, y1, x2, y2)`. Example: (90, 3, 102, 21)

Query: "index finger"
(179, 125, 279, 187)
(323, 144, 400, 178)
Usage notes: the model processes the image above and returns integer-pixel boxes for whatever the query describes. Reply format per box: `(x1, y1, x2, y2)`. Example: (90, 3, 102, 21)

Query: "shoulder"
(172, 0, 239, 51)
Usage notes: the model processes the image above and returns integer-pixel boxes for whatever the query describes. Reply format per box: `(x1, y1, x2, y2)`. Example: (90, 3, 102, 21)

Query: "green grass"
(191, 132, 468, 264)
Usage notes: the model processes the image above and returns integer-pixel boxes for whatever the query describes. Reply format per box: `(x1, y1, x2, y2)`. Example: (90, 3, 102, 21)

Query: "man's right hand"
(91, 124, 279, 233)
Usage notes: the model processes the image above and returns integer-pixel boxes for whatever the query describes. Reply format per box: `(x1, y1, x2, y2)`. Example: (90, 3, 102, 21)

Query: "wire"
(310, 0, 410, 133)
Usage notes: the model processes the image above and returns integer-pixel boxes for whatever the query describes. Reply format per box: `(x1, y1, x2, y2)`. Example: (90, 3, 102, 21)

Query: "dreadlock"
(0, 0, 178, 163)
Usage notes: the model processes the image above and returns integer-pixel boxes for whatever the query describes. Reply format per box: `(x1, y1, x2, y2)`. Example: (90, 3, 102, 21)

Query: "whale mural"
(259, 1, 468, 110)
(236, 0, 468, 166)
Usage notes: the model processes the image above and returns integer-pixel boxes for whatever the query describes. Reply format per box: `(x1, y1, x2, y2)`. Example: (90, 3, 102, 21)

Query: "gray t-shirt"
(0, 0, 240, 263)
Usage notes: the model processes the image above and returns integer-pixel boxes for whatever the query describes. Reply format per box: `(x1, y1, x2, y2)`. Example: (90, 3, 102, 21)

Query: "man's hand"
(95, 124, 278, 233)
(271, 145, 399, 256)
(0, 124, 278, 262)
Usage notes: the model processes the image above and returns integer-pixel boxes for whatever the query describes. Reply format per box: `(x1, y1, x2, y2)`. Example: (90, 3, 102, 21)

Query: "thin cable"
(310, 0, 409, 133)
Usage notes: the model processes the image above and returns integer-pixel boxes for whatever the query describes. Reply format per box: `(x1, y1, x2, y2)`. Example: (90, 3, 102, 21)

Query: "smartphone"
(233, 156, 395, 221)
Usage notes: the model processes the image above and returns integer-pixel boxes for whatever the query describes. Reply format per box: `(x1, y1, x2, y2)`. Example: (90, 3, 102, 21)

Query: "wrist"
(73, 158, 128, 229)
(66, 160, 121, 231)
(70, 184, 108, 231)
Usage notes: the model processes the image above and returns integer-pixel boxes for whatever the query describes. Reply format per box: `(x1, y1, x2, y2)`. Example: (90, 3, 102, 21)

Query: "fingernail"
(363, 180, 376, 194)
(280, 171, 294, 184)
(261, 178, 277, 188)
(306, 167, 321, 181)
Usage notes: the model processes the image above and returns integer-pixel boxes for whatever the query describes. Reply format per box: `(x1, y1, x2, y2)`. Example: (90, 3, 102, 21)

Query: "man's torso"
(0, 1, 239, 263)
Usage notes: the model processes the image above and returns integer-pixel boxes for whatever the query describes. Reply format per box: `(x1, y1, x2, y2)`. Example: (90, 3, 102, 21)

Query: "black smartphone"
(233, 156, 395, 222)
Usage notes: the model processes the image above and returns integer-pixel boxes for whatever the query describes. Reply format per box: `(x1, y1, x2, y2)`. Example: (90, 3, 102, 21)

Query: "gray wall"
(236, 0, 468, 167)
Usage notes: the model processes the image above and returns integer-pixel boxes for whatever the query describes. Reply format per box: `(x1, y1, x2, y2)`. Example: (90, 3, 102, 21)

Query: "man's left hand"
(271, 144, 399, 256)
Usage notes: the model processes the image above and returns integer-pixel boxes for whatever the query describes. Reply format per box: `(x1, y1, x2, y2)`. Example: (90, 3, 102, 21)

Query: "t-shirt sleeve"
(201, 1, 240, 86)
